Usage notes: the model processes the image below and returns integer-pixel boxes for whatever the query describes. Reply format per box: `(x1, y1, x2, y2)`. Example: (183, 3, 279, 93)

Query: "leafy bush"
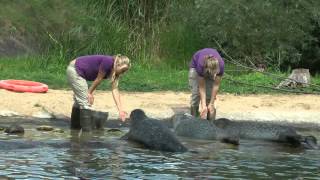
(194, 0, 320, 72)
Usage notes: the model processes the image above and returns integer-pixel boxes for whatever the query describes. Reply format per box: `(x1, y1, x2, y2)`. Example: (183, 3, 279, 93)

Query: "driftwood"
(277, 68, 311, 88)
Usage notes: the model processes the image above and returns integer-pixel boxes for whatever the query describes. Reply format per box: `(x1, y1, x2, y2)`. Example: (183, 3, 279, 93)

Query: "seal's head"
(214, 118, 232, 129)
(130, 109, 147, 123)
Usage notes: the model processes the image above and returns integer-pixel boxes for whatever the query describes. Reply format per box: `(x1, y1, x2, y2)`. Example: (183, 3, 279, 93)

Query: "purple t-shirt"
(75, 55, 114, 81)
(190, 48, 225, 77)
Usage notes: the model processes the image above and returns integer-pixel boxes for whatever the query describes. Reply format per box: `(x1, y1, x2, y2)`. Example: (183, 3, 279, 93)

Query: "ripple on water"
(0, 128, 319, 179)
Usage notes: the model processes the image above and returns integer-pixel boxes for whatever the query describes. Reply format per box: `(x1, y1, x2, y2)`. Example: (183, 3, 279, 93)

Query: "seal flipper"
(301, 135, 318, 149)
(120, 133, 129, 140)
(282, 134, 318, 149)
(220, 136, 240, 145)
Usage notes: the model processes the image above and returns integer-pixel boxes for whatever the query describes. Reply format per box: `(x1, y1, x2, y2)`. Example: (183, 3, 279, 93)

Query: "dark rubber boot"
(92, 111, 108, 130)
(80, 109, 93, 132)
(70, 106, 81, 130)
(190, 106, 199, 117)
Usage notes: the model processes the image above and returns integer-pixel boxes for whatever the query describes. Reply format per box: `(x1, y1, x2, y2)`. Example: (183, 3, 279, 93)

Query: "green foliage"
(312, 73, 320, 85)
(194, 0, 320, 71)
(1, 0, 320, 95)
(2, 56, 319, 94)
(158, 22, 202, 68)
(71, 0, 173, 60)
(0, 0, 80, 54)
(221, 71, 278, 94)
(118, 63, 188, 91)
(2, 0, 320, 73)
(0, 56, 68, 89)
(0, 56, 188, 91)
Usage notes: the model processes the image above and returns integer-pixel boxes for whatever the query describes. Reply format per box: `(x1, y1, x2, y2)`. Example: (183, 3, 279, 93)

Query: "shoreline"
(0, 89, 320, 128)
(0, 114, 319, 132)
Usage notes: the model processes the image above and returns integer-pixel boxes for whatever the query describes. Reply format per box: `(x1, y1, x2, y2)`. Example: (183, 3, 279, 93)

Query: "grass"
(0, 56, 189, 91)
(1, 56, 320, 94)
(222, 71, 279, 94)
(0, 56, 68, 89)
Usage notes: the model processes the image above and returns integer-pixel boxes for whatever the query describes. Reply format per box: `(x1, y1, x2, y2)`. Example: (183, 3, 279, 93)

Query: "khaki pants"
(66, 61, 92, 109)
(188, 68, 214, 107)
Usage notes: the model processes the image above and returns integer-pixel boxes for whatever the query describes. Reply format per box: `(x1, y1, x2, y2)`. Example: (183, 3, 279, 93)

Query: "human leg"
(67, 61, 93, 131)
(189, 68, 200, 117)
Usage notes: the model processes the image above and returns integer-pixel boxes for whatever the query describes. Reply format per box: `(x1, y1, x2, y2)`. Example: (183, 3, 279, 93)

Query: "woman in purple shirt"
(66, 54, 130, 131)
(189, 48, 224, 120)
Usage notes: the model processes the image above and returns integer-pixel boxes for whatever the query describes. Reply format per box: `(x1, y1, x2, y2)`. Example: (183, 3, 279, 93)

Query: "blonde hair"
(111, 54, 130, 88)
(204, 55, 220, 78)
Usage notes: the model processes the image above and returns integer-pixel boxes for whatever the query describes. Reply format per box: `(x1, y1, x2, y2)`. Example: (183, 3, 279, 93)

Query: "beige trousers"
(188, 68, 214, 107)
(66, 61, 92, 109)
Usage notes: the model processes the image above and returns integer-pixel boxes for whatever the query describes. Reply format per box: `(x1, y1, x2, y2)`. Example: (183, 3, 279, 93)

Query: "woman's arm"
(111, 82, 127, 121)
(111, 86, 122, 112)
(207, 75, 222, 120)
(210, 75, 222, 105)
(87, 70, 105, 105)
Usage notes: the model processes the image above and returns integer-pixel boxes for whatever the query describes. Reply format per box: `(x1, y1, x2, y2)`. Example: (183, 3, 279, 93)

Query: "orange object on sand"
(0, 79, 48, 93)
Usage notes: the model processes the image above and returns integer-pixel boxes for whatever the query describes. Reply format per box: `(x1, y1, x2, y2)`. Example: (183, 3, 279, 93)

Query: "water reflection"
(0, 127, 319, 179)
(60, 129, 125, 179)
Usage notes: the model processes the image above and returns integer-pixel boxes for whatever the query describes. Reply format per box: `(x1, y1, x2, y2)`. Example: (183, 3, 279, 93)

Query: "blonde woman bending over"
(66, 54, 130, 131)
(189, 48, 225, 120)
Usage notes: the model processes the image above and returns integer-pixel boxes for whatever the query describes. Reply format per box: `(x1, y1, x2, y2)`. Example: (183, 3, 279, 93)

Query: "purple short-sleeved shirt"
(190, 48, 225, 77)
(75, 55, 114, 81)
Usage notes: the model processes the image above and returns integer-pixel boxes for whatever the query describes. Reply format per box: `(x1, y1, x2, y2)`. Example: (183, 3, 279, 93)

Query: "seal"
(214, 118, 318, 149)
(4, 124, 24, 134)
(122, 109, 188, 152)
(173, 114, 317, 149)
(173, 113, 239, 145)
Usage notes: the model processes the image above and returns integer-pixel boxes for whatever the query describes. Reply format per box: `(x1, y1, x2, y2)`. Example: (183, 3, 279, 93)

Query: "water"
(0, 127, 319, 179)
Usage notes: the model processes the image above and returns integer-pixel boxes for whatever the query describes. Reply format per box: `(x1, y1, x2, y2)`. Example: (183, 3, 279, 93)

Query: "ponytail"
(111, 54, 130, 88)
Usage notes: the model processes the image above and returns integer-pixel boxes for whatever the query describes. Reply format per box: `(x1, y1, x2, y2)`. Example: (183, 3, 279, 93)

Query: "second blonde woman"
(189, 48, 225, 120)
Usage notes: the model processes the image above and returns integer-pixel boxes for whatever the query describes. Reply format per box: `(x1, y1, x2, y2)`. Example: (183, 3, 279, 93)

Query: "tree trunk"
(277, 68, 311, 88)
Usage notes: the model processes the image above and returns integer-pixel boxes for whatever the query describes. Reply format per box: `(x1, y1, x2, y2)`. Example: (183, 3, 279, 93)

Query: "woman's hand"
(88, 93, 94, 105)
(119, 111, 127, 122)
(200, 106, 208, 119)
(208, 103, 216, 113)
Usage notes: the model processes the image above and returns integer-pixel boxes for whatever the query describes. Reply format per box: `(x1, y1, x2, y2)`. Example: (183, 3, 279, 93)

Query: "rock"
(52, 113, 69, 119)
(0, 110, 19, 117)
(32, 110, 53, 119)
(52, 128, 64, 133)
(106, 128, 124, 136)
(107, 128, 122, 132)
(4, 125, 24, 134)
(36, 125, 54, 131)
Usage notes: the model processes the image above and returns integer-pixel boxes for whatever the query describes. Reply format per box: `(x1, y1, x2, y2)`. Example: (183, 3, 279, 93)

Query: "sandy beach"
(0, 89, 319, 126)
